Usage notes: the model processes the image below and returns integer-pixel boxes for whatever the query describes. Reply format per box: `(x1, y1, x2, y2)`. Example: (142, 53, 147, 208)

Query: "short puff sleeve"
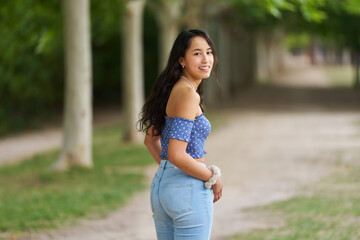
(168, 117, 194, 142)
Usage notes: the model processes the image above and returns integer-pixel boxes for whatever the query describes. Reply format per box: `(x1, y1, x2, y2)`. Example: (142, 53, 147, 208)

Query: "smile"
(199, 66, 211, 70)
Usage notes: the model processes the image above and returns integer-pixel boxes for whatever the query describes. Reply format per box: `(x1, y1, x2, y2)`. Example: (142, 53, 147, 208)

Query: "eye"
(194, 52, 201, 56)
(207, 51, 213, 55)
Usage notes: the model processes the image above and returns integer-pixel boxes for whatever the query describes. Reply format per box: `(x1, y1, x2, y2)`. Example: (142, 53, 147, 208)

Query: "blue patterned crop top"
(160, 113, 211, 159)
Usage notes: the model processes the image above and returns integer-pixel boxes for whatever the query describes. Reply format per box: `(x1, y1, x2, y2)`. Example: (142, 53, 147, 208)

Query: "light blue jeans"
(150, 160, 213, 240)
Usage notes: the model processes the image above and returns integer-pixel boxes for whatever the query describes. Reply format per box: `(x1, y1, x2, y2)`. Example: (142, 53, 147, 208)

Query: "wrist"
(214, 177, 221, 184)
(205, 165, 221, 189)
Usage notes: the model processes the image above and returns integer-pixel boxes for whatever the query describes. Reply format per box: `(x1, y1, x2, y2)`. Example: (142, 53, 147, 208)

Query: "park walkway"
(0, 108, 122, 167)
(3, 62, 360, 239)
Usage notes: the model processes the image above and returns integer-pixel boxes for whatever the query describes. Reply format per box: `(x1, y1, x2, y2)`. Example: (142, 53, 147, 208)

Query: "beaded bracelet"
(205, 165, 221, 189)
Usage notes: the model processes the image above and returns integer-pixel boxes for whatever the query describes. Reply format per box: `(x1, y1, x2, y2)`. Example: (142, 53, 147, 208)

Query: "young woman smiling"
(138, 29, 223, 240)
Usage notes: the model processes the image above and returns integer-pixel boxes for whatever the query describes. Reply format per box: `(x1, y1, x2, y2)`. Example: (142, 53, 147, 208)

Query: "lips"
(199, 66, 211, 70)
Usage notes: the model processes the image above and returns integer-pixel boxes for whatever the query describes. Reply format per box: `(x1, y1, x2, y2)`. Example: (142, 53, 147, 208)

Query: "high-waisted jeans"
(150, 160, 213, 240)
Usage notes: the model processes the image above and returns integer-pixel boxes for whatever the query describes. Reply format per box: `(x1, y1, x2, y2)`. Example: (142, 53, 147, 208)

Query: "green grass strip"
(0, 123, 154, 234)
(228, 164, 360, 240)
(323, 65, 354, 87)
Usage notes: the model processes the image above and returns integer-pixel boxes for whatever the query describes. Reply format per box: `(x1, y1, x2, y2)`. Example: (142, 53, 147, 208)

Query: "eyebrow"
(192, 48, 212, 52)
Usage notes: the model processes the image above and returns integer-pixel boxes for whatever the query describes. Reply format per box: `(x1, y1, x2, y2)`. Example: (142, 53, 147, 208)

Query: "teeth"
(200, 66, 210, 70)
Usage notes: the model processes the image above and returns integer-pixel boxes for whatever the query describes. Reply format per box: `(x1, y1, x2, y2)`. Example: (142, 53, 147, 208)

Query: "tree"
(52, 0, 93, 170)
(147, 0, 183, 71)
(122, 0, 146, 143)
(0, 0, 64, 135)
(278, 0, 360, 87)
(147, 0, 214, 72)
(220, 0, 331, 87)
(318, 0, 360, 87)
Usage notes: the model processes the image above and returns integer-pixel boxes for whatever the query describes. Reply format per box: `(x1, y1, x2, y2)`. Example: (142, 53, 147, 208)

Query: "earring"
(182, 65, 185, 68)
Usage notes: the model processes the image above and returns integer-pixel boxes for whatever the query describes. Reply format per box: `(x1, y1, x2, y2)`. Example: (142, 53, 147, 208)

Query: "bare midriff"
(161, 157, 205, 164)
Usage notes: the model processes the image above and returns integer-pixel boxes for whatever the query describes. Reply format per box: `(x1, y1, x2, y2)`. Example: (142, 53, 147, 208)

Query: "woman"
(138, 29, 223, 240)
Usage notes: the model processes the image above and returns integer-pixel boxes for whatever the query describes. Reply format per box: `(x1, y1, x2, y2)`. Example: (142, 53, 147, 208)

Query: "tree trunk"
(122, 0, 145, 143)
(158, 20, 179, 71)
(218, 17, 232, 101)
(256, 32, 269, 83)
(52, 0, 92, 171)
(150, 0, 210, 71)
(355, 51, 360, 88)
(154, 0, 182, 72)
(203, 18, 221, 107)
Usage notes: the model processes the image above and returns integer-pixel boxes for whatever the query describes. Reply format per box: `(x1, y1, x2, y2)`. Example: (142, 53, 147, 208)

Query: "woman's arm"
(168, 140, 213, 181)
(167, 87, 213, 182)
(144, 126, 162, 165)
(169, 139, 223, 202)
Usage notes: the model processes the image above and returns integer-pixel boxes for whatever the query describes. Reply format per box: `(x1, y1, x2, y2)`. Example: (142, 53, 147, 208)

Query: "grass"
(322, 65, 354, 87)
(228, 162, 360, 240)
(0, 122, 154, 236)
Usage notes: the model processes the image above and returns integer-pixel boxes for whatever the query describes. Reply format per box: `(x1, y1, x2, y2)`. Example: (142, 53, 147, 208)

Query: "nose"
(202, 54, 209, 63)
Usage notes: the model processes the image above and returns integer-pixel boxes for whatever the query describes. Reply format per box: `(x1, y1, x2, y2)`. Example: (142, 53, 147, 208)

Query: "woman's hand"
(212, 178, 223, 203)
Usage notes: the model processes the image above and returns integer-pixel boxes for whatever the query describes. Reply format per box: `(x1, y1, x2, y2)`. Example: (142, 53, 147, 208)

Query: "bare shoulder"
(173, 83, 200, 103)
(167, 82, 200, 120)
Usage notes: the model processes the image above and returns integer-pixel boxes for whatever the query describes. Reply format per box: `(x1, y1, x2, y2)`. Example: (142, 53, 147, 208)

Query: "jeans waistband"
(159, 160, 206, 169)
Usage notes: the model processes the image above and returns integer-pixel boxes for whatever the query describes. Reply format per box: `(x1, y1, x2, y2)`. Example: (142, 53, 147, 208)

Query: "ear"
(178, 57, 185, 67)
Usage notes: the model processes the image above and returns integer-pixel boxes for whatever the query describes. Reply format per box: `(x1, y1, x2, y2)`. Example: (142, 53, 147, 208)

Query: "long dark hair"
(138, 29, 218, 136)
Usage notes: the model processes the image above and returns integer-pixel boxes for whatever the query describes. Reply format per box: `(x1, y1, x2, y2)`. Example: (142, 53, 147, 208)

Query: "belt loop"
(159, 159, 167, 169)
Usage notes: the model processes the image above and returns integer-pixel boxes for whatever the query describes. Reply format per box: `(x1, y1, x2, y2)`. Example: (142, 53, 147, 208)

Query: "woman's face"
(179, 36, 214, 81)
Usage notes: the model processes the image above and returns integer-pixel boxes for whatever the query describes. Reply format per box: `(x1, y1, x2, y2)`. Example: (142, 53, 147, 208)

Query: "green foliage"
(143, 6, 159, 97)
(284, 32, 310, 51)
(280, 0, 360, 51)
(0, 123, 154, 233)
(296, 0, 327, 22)
(226, 0, 290, 31)
(227, 0, 360, 52)
(0, 0, 64, 134)
(226, 0, 328, 31)
(344, 0, 360, 15)
(0, 1, 159, 135)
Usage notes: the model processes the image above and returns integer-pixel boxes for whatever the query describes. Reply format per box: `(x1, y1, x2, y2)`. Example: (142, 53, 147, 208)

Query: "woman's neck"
(181, 74, 201, 90)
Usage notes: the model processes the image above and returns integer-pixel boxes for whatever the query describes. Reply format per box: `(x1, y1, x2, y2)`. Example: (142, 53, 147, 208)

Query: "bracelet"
(205, 165, 221, 189)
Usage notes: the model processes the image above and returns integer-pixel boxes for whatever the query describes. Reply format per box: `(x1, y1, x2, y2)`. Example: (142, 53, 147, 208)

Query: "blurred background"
(0, 0, 359, 137)
(1, 0, 360, 239)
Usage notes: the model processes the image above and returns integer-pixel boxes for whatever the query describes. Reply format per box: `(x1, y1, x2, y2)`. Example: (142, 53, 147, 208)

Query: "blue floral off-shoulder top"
(160, 113, 211, 159)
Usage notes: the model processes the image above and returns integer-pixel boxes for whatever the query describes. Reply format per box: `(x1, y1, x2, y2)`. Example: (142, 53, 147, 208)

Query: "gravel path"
(3, 63, 360, 240)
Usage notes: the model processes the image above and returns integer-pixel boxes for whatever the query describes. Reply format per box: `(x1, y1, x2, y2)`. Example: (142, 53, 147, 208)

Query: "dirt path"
(0, 109, 122, 166)
(19, 90, 360, 240)
(208, 110, 360, 239)
(4, 61, 360, 239)
(19, 110, 360, 240)
(273, 54, 331, 88)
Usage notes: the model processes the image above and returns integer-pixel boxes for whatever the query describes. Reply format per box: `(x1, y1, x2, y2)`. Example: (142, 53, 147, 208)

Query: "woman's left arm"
(144, 126, 162, 165)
